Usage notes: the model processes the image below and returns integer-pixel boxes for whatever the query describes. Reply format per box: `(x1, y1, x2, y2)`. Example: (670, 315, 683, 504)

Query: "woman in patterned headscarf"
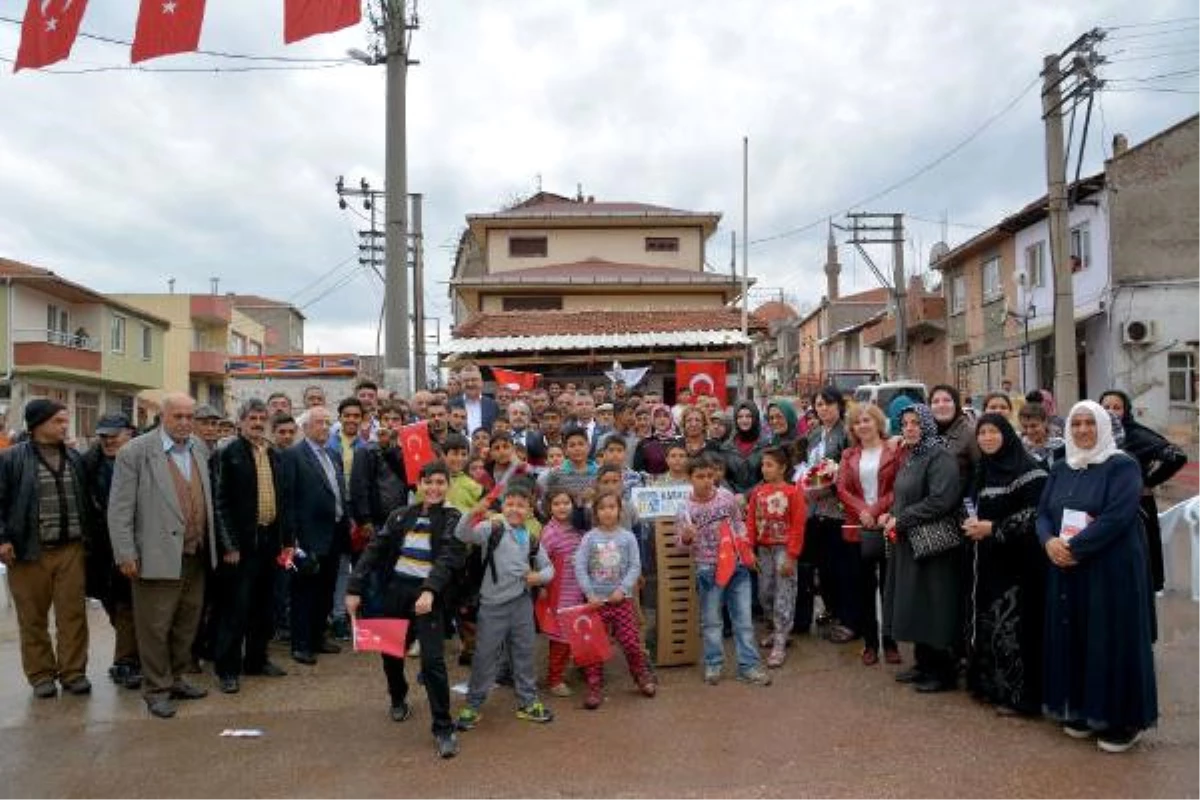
(879, 404, 964, 694)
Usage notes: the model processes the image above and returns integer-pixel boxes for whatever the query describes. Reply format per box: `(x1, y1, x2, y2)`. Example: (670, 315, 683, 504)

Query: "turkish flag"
(13, 0, 90, 72)
(399, 420, 435, 486)
(283, 0, 361, 44)
(676, 359, 727, 400)
(490, 367, 539, 392)
(131, 0, 206, 63)
(352, 617, 409, 659)
(556, 605, 612, 667)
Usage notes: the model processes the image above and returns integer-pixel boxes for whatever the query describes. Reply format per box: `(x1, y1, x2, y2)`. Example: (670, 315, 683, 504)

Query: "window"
(645, 237, 680, 253)
(140, 324, 152, 360)
(208, 384, 225, 410)
(29, 384, 69, 404)
(982, 256, 1002, 302)
(501, 296, 563, 312)
(508, 236, 548, 258)
(949, 273, 966, 315)
(229, 333, 247, 356)
(1070, 222, 1091, 271)
(249, 339, 263, 356)
(1168, 352, 1197, 403)
(110, 315, 126, 353)
(1025, 241, 1046, 288)
(75, 391, 99, 438)
(46, 304, 68, 345)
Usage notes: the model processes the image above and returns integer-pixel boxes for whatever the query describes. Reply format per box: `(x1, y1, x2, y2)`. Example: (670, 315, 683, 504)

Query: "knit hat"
(25, 398, 66, 432)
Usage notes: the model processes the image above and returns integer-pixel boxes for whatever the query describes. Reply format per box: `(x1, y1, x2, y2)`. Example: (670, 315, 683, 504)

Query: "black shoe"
(435, 731, 459, 759)
(291, 650, 317, 665)
(146, 697, 178, 718)
(894, 668, 927, 684)
(245, 661, 288, 678)
(317, 640, 342, 655)
(61, 675, 92, 695)
(218, 676, 240, 694)
(109, 663, 130, 684)
(914, 677, 955, 693)
(170, 681, 209, 700)
(1098, 728, 1143, 753)
(123, 667, 143, 691)
(457, 652, 473, 667)
(33, 680, 58, 699)
(390, 702, 412, 722)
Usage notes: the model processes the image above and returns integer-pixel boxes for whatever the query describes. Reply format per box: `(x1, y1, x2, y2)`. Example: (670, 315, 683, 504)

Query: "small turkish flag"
(131, 0, 206, 64)
(283, 0, 361, 44)
(352, 617, 409, 660)
(490, 367, 539, 392)
(676, 359, 728, 401)
(13, 0, 90, 72)
(399, 420, 436, 486)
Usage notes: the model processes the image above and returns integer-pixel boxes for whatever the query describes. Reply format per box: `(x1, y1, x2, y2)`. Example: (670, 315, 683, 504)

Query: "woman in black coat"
(880, 404, 963, 693)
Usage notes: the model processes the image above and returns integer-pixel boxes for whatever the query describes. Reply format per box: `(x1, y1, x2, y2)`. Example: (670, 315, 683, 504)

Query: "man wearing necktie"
(280, 406, 349, 665)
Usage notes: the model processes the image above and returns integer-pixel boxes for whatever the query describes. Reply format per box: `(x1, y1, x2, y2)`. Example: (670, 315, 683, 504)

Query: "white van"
(853, 381, 927, 411)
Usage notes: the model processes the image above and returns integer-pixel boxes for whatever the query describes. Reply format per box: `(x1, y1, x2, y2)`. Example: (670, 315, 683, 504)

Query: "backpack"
(479, 518, 541, 586)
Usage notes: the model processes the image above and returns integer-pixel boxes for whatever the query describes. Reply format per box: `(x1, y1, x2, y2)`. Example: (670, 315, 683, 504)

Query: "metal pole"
(1042, 53, 1079, 406)
(383, 1, 411, 394)
(412, 192, 426, 390)
(741, 136, 750, 399)
(891, 213, 908, 379)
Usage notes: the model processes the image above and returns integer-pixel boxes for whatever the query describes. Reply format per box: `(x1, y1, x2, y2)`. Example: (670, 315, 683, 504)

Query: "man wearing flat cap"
(193, 404, 223, 452)
(0, 398, 97, 699)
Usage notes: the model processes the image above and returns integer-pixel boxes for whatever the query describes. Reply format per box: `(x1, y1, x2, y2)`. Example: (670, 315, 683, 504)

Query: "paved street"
(0, 579, 1196, 798)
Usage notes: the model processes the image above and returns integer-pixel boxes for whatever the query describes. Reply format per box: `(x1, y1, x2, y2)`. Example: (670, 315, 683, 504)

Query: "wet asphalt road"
(0, 570, 1196, 797)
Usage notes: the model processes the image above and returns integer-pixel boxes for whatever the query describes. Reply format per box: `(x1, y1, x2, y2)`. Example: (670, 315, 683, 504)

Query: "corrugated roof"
(441, 328, 753, 355)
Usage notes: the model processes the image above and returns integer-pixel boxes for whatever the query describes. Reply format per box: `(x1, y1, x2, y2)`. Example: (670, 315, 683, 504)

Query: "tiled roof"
(452, 259, 743, 285)
(454, 309, 767, 339)
(753, 300, 799, 322)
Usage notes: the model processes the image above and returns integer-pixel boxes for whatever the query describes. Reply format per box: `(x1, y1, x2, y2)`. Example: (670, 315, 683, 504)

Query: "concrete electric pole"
(845, 213, 909, 379)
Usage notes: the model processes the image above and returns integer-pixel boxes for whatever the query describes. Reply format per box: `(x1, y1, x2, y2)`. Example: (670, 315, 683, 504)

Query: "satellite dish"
(928, 241, 950, 266)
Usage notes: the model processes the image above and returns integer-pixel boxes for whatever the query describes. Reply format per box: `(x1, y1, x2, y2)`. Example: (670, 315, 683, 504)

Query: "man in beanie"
(0, 398, 97, 698)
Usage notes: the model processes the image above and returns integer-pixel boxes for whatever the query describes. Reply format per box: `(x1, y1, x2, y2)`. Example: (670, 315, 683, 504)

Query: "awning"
(440, 328, 752, 356)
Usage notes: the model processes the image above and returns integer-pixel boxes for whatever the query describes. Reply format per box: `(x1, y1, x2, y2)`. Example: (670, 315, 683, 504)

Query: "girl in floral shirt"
(747, 447, 807, 667)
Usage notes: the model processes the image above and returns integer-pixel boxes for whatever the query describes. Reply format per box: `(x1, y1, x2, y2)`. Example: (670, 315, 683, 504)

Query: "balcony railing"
(13, 329, 101, 351)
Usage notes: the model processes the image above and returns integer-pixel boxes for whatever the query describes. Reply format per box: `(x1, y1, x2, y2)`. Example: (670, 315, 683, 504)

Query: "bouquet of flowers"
(803, 458, 839, 489)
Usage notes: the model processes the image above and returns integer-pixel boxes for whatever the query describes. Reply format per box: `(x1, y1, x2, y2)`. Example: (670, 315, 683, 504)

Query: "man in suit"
(506, 401, 546, 465)
(280, 405, 349, 665)
(212, 398, 288, 694)
(109, 393, 217, 719)
(448, 365, 498, 434)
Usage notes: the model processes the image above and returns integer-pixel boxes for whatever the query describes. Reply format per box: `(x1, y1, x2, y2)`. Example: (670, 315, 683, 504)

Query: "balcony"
(189, 350, 227, 377)
(190, 295, 231, 325)
(862, 296, 948, 349)
(13, 329, 101, 374)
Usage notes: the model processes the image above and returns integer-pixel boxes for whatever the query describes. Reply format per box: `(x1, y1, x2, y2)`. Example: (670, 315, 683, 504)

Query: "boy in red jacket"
(746, 446, 807, 667)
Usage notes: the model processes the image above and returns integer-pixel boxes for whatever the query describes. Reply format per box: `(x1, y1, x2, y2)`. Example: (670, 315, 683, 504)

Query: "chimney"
(1112, 133, 1129, 157)
(823, 223, 841, 301)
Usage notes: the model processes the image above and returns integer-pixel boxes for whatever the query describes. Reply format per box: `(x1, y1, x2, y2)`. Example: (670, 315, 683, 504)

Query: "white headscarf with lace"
(1064, 400, 1119, 470)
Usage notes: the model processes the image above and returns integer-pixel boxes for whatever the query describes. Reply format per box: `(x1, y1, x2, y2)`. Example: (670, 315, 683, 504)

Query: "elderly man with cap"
(81, 411, 141, 690)
(0, 398, 98, 698)
(193, 404, 223, 451)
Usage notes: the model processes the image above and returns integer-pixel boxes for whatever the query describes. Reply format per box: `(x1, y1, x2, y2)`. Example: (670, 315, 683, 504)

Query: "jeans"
(380, 576, 453, 735)
(696, 564, 760, 672)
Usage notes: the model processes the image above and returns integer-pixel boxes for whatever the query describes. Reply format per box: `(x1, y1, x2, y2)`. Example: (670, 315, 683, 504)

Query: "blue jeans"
(696, 564, 760, 673)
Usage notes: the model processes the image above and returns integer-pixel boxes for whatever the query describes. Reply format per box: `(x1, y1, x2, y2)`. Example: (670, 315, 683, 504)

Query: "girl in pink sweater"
(539, 486, 584, 696)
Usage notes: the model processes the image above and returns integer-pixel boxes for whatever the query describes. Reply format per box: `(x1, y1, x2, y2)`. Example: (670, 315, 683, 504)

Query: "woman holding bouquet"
(802, 388, 853, 642)
(881, 404, 963, 693)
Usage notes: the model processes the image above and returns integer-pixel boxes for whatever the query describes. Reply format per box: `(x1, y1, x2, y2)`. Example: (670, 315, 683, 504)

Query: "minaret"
(824, 223, 841, 300)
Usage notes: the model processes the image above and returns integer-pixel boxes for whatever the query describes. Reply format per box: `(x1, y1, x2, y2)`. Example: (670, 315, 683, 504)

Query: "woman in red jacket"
(837, 403, 904, 666)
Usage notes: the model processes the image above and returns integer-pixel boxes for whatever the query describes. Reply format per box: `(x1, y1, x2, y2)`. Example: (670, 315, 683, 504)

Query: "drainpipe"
(3, 277, 12, 384)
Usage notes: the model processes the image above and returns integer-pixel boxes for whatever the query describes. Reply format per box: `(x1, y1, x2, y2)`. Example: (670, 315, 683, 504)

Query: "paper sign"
(352, 617, 410, 659)
(1059, 508, 1092, 540)
(631, 485, 692, 519)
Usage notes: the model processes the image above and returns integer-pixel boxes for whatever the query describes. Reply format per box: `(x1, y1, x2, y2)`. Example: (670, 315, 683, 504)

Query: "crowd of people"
(0, 364, 1187, 760)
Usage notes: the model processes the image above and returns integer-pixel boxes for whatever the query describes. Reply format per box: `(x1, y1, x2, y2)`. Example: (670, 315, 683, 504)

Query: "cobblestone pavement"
(0, 575, 1195, 799)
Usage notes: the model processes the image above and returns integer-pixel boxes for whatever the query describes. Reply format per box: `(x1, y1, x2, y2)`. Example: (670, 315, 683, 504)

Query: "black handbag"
(907, 516, 962, 561)
(860, 528, 886, 560)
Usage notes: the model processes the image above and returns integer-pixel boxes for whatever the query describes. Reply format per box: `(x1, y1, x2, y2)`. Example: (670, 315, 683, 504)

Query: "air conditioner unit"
(1122, 320, 1158, 346)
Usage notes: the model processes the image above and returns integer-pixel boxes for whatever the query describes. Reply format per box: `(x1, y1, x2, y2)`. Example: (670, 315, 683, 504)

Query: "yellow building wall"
(484, 226, 706, 273)
(107, 294, 192, 396)
(100, 305, 167, 389)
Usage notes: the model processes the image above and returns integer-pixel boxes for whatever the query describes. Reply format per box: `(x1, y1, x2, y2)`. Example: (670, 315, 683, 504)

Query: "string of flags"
(12, 0, 362, 73)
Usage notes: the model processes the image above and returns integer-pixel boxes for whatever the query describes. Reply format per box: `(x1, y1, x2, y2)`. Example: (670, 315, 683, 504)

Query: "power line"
(298, 265, 373, 311)
(749, 75, 1040, 247)
(1106, 49, 1200, 63)
(1105, 86, 1199, 94)
(1107, 68, 1200, 83)
(1102, 16, 1199, 31)
(287, 253, 360, 304)
(0, 15, 352, 63)
(1104, 25, 1198, 42)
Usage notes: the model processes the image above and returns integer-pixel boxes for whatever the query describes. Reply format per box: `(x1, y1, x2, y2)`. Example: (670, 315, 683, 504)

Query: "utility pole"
(1040, 31, 1103, 407)
(845, 213, 909, 379)
(741, 136, 750, 399)
(336, 176, 386, 361)
(411, 193, 426, 389)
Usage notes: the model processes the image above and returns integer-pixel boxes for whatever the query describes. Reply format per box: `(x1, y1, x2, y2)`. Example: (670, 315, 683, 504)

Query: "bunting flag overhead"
(131, 0, 206, 63)
(13, 0, 90, 72)
(283, 0, 361, 44)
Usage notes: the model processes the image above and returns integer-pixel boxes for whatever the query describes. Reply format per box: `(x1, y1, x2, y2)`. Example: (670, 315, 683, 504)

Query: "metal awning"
(440, 328, 752, 356)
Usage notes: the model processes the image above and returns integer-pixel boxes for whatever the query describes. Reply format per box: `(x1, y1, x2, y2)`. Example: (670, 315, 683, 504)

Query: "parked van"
(853, 381, 927, 411)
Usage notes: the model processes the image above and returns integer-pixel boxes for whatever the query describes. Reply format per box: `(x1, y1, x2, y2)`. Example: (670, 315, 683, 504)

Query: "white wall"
(11, 285, 103, 341)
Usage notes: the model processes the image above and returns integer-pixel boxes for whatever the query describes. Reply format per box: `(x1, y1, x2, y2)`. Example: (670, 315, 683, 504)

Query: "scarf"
(930, 383, 965, 435)
(732, 400, 761, 446)
(902, 403, 945, 459)
(973, 413, 1047, 521)
(766, 399, 798, 446)
(1064, 400, 1119, 470)
(650, 404, 677, 440)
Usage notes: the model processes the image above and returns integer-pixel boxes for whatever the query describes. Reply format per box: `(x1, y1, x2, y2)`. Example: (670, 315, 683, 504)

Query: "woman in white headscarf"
(1035, 400, 1158, 754)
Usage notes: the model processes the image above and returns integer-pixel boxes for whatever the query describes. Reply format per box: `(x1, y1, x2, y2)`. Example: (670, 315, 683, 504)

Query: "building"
(443, 191, 763, 399)
(750, 300, 800, 396)
(0, 258, 170, 437)
(861, 276, 952, 388)
(228, 294, 306, 355)
(108, 291, 267, 415)
(227, 353, 359, 410)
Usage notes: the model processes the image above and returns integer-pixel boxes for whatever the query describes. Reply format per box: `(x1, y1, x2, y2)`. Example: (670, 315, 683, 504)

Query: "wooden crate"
(653, 519, 700, 666)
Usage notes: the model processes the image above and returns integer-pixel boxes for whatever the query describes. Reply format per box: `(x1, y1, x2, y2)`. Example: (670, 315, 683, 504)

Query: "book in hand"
(1059, 508, 1093, 541)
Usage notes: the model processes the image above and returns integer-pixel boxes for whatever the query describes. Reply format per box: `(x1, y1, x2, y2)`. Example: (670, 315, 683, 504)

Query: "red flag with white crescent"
(283, 0, 361, 44)
(131, 0, 206, 63)
(399, 419, 435, 486)
(352, 617, 409, 659)
(13, 0, 90, 72)
(676, 359, 727, 401)
(490, 367, 540, 392)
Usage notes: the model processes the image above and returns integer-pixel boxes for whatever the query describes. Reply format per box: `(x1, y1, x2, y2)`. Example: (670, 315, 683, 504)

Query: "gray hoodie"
(456, 515, 554, 606)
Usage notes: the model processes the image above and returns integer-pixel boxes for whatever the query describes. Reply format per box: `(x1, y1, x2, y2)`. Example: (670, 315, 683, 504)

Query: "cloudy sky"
(1, 1, 1196, 367)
